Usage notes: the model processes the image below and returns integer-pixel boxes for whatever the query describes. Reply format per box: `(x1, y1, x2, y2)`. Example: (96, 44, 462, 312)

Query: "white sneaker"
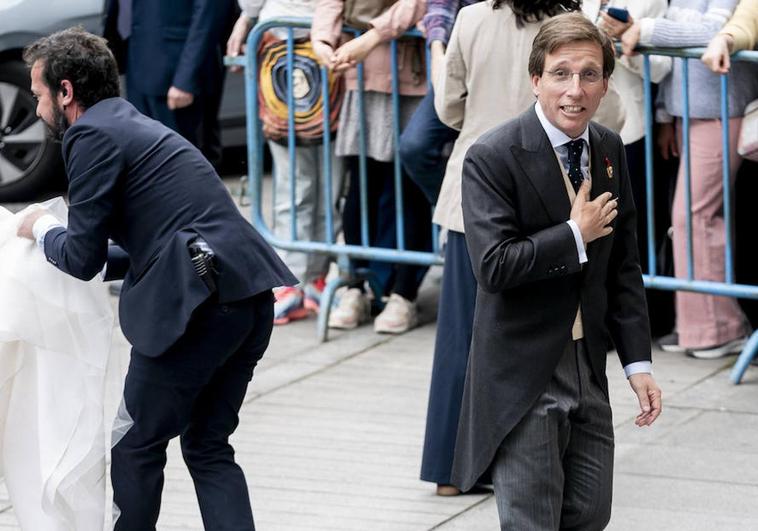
(328, 288, 370, 330)
(688, 336, 747, 359)
(374, 293, 418, 334)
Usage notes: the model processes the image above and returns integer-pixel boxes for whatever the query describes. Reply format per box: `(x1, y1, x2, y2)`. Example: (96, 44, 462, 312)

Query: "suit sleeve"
(43, 126, 123, 281)
(605, 140, 652, 366)
(461, 142, 582, 293)
(172, 0, 234, 94)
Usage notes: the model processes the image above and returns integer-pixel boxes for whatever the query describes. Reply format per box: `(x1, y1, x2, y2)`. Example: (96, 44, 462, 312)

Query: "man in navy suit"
(104, 0, 236, 165)
(19, 27, 296, 529)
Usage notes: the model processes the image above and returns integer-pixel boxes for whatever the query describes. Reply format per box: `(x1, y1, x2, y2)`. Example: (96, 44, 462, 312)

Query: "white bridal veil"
(0, 198, 114, 530)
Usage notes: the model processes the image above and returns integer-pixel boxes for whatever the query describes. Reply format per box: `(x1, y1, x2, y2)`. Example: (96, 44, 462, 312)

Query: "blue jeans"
(399, 87, 458, 205)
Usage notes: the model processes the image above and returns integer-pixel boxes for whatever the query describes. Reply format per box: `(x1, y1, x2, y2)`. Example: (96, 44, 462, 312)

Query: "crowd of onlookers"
(109, 0, 758, 497)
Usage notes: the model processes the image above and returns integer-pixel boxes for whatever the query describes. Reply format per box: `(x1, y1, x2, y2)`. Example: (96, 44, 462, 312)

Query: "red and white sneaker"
(273, 287, 309, 325)
(303, 277, 326, 313)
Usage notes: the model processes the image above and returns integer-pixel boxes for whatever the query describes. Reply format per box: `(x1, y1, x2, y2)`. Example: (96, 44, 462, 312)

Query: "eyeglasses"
(544, 69, 603, 85)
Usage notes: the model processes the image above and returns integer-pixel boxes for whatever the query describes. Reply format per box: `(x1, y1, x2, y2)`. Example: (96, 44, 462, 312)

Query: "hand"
(620, 22, 642, 56)
(430, 40, 445, 92)
(656, 122, 679, 160)
(701, 33, 734, 74)
(313, 40, 337, 69)
(598, 11, 634, 40)
(570, 179, 617, 244)
(416, 18, 426, 38)
(17, 208, 47, 240)
(226, 15, 253, 73)
(332, 29, 382, 73)
(167, 86, 194, 110)
(628, 372, 662, 427)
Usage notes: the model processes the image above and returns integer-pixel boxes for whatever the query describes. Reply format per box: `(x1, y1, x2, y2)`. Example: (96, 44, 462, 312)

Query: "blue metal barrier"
(634, 46, 758, 384)
(227, 17, 440, 342)
(228, 21, 758, 381)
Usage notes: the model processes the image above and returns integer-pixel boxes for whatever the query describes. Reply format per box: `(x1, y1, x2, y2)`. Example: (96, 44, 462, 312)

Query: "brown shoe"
(436, 484, 461, 496)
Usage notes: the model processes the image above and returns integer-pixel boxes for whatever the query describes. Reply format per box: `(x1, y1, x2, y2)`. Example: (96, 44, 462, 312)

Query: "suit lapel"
(511, 108, 572, 225)
(587, 123, 610, 263)
(588, 123, 610, 201)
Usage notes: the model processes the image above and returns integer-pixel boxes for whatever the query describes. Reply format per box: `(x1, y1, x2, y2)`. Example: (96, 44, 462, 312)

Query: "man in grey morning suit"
(453, 13, 662, 530)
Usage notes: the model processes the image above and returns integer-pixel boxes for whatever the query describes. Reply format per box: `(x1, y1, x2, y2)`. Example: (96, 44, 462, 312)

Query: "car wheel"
(0, 59, 62, 202)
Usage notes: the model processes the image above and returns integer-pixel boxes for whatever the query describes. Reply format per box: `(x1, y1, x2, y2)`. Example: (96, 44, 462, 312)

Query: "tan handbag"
(343, 0, 397, 30)
(738, 99, 758, 162)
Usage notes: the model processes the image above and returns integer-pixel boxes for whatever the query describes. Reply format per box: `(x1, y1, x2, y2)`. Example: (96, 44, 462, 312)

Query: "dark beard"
(44, 104, 70, 141)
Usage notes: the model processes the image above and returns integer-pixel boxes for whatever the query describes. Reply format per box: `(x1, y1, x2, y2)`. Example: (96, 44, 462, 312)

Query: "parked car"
(0, 0, 104, 202)
(0, 0, 248, 202)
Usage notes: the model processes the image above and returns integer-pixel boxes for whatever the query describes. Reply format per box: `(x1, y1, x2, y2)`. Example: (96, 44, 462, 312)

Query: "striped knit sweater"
(423, 0, 480, 45)
(640, 0, 758, 119)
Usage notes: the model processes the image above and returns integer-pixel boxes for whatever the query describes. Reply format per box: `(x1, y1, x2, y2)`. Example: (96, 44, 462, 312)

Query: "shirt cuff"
(624, 361, 652, 378)
(566, 220, 588, 264)
(32, 214, 63, 251)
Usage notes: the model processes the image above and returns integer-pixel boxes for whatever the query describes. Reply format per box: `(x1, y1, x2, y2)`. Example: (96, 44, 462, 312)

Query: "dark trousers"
(342, 157, 431, 301)
(420, 231, 476, 485)
(398, 87, 458, 205)
(112, 291, 274, 530)
(492, 341, 614, 531)
(127, 88, 224, 167)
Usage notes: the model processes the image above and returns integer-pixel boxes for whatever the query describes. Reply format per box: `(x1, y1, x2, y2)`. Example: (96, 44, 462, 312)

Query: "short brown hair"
(23, 26, 119, 110)
(528, 12, 616, 79)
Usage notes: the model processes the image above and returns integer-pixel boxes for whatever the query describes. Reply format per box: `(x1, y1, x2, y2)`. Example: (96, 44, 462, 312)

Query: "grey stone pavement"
(3, 191, 758, 530)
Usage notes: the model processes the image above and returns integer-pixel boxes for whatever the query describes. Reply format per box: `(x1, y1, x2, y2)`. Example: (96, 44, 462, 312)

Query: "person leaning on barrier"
(452, 13, 661, 529)
(17, 27, 296, 529)
(311, 0, 433, 335)
(702, 0, 758, 73)
(619, 0, 758, 359)
(227, 0, 346, 326)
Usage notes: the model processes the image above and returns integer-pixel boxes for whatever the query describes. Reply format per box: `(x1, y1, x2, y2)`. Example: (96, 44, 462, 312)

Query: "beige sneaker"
(328, 288, 370, 330)
(374, 293, 418, 334)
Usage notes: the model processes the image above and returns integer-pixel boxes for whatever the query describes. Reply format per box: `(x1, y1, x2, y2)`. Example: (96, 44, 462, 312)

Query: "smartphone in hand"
(607, 7, 630, 23)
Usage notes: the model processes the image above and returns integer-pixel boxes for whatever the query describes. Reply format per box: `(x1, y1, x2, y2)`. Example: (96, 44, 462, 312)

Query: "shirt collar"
(534, 101, 590, 149)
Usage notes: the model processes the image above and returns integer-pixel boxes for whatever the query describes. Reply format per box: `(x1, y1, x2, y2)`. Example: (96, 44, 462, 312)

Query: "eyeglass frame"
(543, 68, 605, 85)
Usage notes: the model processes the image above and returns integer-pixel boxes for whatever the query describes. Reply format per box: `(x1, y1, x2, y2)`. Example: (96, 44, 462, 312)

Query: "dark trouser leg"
(174, 92, 225, 167)
(420, 232, 476, 484)
(491, 341, 613, 531)
(398, 88, 458, 205)
(124, 87, 209, 157)
(392, 172, 432, 301)
(181, 294, 274, 530)
(112, 293, 273, 530)
(342, 157, 395, 294)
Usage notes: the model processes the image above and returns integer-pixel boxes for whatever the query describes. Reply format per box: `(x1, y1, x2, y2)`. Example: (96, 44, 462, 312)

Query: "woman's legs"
(672, 117, 748, 351)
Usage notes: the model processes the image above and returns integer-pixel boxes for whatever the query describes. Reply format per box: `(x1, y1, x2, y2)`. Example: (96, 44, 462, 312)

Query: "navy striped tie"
(565, 139, 584, 192)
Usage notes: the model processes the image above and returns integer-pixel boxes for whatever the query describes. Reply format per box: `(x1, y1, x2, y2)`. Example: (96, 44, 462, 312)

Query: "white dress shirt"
(534, 102, 652, 378)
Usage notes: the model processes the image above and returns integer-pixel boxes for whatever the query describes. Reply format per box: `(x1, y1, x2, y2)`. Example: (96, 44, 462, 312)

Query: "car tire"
(0, 59, 62, 202)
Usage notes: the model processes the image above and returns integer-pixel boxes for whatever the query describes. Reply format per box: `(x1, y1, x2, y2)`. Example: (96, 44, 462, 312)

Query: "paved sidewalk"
(1, 273, 758, 529)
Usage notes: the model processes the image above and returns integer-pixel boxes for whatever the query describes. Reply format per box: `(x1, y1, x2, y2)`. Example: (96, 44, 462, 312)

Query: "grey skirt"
(335, 89, 422, 162)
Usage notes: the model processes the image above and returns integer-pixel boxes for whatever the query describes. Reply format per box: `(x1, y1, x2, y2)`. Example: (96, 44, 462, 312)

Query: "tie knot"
(565, 139, 584, 163)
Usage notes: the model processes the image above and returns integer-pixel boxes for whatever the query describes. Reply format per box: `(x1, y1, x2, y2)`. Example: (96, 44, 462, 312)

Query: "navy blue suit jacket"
(106, 0, 234, 96)
(44, 98, 296, 357)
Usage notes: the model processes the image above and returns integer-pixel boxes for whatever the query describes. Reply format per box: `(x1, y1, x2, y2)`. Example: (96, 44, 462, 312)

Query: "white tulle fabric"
(0, 198, 114, 530)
